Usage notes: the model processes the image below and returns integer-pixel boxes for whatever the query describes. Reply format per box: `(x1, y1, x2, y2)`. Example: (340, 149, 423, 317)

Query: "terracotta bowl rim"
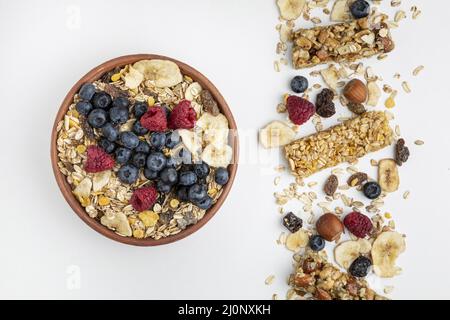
(50, 54, 239, 246)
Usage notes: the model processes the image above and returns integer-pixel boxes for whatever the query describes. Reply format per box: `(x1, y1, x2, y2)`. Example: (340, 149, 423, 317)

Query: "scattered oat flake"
(371, 159, 378, 166)
(265, 275, 275, 285)
(307, 181, 318, 188)
(384, 286, 395, 294)
(394, 10, 406, 23)
(274, 176, 281, 186)
(403, 191, 410, 199)
(272, 293, 279, 300)
(274, 61, 280, 72)
(414, 140, 424, 145)
(413, 65, 424, 76)
(401, 81, 411, 93)
(275, 165, 286, 172)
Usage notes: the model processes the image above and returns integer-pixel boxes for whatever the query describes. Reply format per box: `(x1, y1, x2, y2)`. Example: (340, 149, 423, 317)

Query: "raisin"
(323, 174, 338, 196)
(200, 89, 220, 116)
(347, 172, 368, 187)
(316, 88, 336, 118)
(282, 212, 303, 233)
(347, 102, 366, 115)
(395, 138, 410, 166)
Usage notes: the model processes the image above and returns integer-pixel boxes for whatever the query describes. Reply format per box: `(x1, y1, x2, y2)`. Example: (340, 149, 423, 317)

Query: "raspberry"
(286, 95, 316, 125)
(343, 211, 373, 238)
(84, 146, 115, 173)
(130, 186, 158, 212)
(168, 100, 196, 129)
(140, 106, 168, 132)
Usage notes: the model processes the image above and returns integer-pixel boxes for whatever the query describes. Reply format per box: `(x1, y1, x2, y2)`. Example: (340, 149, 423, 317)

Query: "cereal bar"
(292, 18, 395, 69)
(289, 250, 387, 300)
(285, 111, 394, 178)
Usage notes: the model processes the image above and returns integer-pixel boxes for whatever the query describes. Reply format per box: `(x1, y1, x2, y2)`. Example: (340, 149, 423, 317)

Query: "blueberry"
(160, 167, 178, 185)
(194, 162, 210, 179)
(194, 196, 213, 210)
(133, 102, 148, 119)
(78, 83, 96, 101)
(178, 171, 197, 186)
(117, 164, 139, 184)
(109, 106, 129, 125)
(75, 101, 93, 116)
(132, 152, 147, 168)
(87, 108, 107, 128)
(112, 96, 129, 109)
(98, 138, 116, 154)
(350, 0, 370, 19)
(157, 180, 172, 193)
(165, 131, 180, 149)
(363, 181, 382, 200)
(176, 186, 189, 202)
(120, 131, 140, 149)
(290, 76, 309, 93)
(349, 256, 372, 278)
(188, 184, 207, 202)
(214, 167, 229, 185)
(309, 235, 326, 252)
(144, 168, 159, 180)
(92, 92, 112, 109)
(115, 147, 132, 164)
(173, 148, 192, 165)
(135, 140, 150, 154)
(132, 120, 149, 136)
(165, 157, 177, 168)
(146, 152, 167, 172)
(150, 132, 166, 150)
(101, 123, 119, 142)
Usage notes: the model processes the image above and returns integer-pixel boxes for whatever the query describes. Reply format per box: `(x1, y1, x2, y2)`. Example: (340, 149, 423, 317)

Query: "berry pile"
(78, 83, 230, 211)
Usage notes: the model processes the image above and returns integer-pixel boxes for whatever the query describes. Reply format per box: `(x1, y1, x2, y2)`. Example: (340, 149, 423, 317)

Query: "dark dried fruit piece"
(323, 174, 338, 196)
(316, 88, 336, 118)
(349, 256, 372, 278)
(79, 115, 95, 140)
(282, 212, 303, 233)
(347, 102, 366, 115)
(103, 83, 128, 98)
(347, 172, 368, 187)
(200, 89, 220, 116)
(100, 67, 121, 83)
(395, 138, 410, 166)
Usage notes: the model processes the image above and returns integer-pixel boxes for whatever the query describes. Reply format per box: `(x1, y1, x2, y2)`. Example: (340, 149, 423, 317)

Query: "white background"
(0, 0, 449, 300)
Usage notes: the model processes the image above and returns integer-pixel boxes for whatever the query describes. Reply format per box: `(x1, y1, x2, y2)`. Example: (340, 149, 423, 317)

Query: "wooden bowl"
(50, 54, 239, 246)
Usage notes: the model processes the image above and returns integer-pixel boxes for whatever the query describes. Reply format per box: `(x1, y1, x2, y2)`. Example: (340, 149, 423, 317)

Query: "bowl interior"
(51, 54, 239, 246)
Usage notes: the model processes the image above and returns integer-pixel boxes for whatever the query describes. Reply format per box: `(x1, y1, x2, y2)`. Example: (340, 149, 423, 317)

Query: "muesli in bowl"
(52, 54, 238, 246)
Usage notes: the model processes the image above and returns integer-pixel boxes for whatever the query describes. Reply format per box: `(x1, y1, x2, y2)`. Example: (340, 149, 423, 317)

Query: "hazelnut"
(343, 79, 368, 104)
(316, 213, 344, 241)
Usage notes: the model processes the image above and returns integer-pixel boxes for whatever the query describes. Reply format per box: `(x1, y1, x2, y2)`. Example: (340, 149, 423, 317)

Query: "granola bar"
(285, 111, 394, 178)
(289, 250, 387, 300)
(292, 18, 395, 69)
